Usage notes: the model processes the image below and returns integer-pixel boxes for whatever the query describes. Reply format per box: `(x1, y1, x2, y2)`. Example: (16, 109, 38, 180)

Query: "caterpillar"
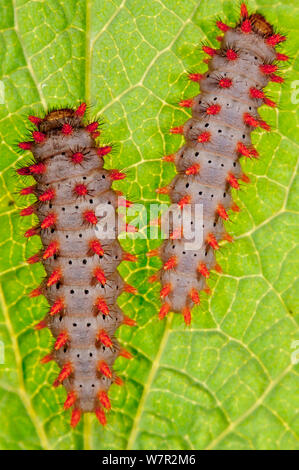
(17, 104, 137, 427)
(149, 4, 287, 325)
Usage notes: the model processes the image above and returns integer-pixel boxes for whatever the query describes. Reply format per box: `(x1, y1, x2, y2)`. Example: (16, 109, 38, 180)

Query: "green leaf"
(0, 0, 298, 450)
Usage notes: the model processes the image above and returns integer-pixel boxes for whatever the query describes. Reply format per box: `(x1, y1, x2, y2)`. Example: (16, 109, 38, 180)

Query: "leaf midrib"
(126, 314, 173, 450)
(0, 285, 50, 450)
(12, 0, 47, 110)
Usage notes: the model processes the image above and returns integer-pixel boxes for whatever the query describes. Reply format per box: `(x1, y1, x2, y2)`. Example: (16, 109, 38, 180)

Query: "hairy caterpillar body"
(150, 4, 287, 325)
(17, 104, 137, 427)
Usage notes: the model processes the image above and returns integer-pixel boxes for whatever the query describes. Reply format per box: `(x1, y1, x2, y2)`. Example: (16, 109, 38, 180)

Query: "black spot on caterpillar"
(150, 4, 287, 325)
(17, 104, 138, 427)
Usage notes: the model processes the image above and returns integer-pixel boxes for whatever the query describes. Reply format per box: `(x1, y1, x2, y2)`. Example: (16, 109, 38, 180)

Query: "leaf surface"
(0, 0, 298, 450)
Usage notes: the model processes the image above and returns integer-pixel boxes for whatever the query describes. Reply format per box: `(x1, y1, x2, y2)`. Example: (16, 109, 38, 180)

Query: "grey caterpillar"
(17, 104, 137, 427)
(149, 4, 287, 325)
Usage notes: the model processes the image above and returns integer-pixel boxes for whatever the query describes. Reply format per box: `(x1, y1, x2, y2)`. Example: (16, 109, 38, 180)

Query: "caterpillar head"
(249, 13, 274, 38)
(34, 104, 87, 132)
(39, 108, 81, 132)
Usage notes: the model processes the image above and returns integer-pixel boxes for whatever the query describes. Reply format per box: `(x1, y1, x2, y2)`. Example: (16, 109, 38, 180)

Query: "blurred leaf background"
(0, 0, 298, 450)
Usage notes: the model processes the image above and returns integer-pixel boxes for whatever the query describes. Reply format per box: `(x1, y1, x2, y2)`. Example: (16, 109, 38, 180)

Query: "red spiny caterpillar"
(149, 4, 287, 325)
(17, 104, 138, 427)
